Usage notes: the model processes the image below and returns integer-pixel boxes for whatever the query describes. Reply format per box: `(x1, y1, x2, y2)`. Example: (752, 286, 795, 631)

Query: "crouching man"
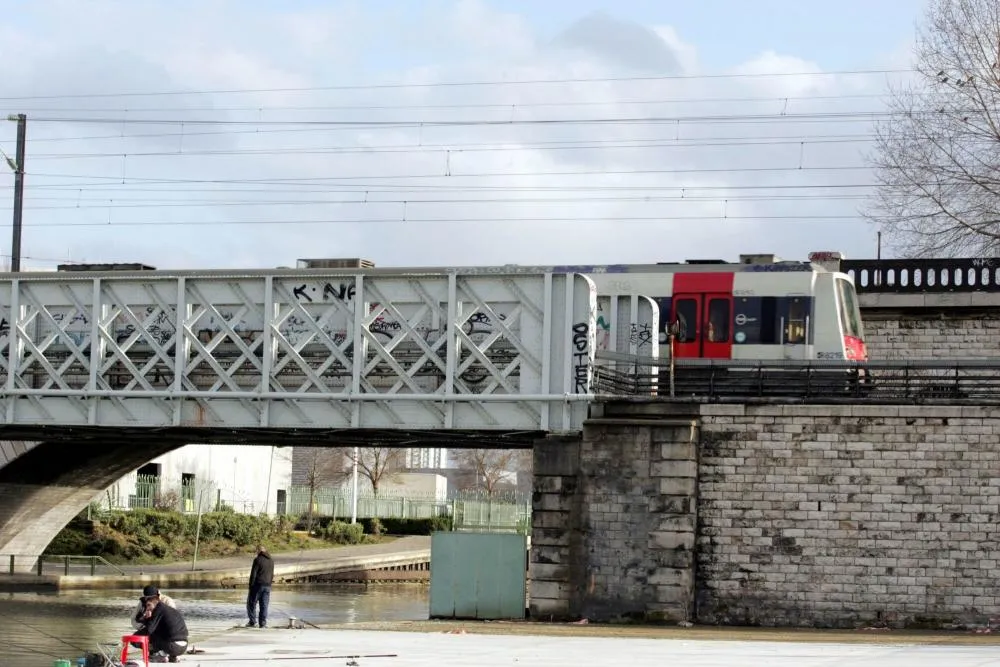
(132, 585, 176, 631)
(136, 595, 189, 663)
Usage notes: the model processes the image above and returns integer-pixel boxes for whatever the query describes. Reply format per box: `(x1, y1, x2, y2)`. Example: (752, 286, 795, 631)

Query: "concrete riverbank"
(115, 624, 1000, 666)
(0, 536, 430, 590)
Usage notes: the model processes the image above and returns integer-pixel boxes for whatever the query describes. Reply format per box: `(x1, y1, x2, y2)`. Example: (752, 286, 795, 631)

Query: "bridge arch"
(0, 438, 178, 568)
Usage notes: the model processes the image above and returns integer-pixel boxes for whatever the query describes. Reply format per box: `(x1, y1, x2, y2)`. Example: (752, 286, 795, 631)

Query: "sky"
(0, 0, 930, 271)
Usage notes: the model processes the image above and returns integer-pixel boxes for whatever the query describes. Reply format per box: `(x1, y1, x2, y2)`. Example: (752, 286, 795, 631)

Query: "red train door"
(670, 293, 733, 359)
(669, 272, 735, 359)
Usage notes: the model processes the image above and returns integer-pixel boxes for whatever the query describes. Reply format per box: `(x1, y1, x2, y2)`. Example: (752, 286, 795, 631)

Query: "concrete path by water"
(183, 626, 1000, 666)
(124, 536, 430, 575)
(2, 536, 431, 590)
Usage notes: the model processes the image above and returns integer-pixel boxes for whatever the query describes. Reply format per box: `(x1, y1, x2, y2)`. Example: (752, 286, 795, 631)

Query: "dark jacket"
(249, 551, 274, 588)
(140, 602, 188, 643)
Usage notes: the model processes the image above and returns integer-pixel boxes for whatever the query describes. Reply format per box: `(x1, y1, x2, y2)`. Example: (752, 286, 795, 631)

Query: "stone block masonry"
(529, 413, 700, 623)
(860, 308, 1000, 360)
(697, 404, 1000, 629)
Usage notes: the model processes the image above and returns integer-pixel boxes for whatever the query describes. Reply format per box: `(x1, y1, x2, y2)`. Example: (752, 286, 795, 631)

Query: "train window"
(759, 297, 777, 344)
(785, 298, 806, 344)
(706, 299, 730, 343)
(835, 278, 863, 339)
(674, 298, 697, 343)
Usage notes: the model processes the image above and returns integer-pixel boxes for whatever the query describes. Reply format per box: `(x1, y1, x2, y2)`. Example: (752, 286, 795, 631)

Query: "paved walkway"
(194, 627, 1000, 666)
(123, 535, 430, 574)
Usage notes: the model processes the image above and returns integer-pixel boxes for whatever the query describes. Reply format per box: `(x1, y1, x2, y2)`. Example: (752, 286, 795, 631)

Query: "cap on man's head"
(142, 585, 160, 598)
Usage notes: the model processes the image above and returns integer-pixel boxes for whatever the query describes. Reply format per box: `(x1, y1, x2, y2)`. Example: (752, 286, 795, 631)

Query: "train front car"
(585, 250, 866, 363)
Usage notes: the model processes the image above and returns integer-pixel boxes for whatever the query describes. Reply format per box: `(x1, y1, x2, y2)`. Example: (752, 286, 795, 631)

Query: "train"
(575, 250, 867, 363)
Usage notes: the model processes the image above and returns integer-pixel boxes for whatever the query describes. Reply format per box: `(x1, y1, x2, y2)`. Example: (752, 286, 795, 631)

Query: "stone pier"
(529, 406, 701, 622)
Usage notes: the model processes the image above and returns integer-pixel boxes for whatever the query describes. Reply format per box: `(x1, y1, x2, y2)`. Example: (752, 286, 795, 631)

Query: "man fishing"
(135, 595, 189, 663)
(132, 585, 176, 631)
(246, 544, 274, 628)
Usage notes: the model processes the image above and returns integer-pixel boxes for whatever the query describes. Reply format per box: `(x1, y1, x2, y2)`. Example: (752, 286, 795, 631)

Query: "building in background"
(99, 444, 293, 516)
(405, 447, 448, 469)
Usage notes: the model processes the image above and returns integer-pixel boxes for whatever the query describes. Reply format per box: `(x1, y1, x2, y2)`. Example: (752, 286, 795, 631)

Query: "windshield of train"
(835, 276, 864, 339)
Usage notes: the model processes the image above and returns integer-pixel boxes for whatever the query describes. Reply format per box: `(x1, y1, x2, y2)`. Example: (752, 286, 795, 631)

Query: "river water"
(0, 585, 429, 667)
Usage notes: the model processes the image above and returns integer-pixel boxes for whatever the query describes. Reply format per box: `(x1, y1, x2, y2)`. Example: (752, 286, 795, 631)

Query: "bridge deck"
(0, 270, 634, 434)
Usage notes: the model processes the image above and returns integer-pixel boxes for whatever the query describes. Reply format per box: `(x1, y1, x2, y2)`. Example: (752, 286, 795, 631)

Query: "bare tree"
(300, 448, 350, 531)
(454, 449, 523, 495)
(864, 0, 1000, 257)
(355, 447, 405, 495)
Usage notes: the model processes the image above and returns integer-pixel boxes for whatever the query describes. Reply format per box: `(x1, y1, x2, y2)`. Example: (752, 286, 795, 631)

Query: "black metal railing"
(592, 352, 1000, 404)
(0, 553, 126, 576)
(841, 258, 1000, 294)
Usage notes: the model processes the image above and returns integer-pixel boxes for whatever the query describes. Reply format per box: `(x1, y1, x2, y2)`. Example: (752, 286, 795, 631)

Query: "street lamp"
(351, 446, 359, 524)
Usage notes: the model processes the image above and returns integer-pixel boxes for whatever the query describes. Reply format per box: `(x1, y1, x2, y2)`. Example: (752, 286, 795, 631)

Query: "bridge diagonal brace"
(454, 326, 540, 423)
(99, 284, 181, 391)
(187, 283, 264, 374)
(361, 283, 447, 374)
(97, 306, 159, 392)
(272, 284, 358, 391)
(272, 283, 406, 424)
(361, 302, 436, 397)
(18, 287, 94, 391)
(361, 297, 444, 396)
(182, 318, 245, 393)
(458, 281, 542, 373)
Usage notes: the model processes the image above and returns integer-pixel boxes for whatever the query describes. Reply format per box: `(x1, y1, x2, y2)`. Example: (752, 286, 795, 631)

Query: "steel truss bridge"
(0, 268, 664, 444)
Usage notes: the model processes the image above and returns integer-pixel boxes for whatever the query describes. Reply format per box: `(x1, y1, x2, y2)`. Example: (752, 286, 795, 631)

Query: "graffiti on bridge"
(571, 321, 591, 393)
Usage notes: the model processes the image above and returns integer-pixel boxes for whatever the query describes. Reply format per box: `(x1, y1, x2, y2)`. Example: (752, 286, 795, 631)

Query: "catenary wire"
(7, 193, 876, 210)
(0, 67, 917, 101)
(23, 134, 877, 161)
(16, 165, 875, 185)
(12, 215, 873, 229)
(17, 109, 945, 127)
(1, 91, 899, 114)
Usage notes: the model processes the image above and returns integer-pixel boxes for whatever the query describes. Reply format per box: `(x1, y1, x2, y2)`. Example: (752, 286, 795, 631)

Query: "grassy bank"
(45, 509, 450, 565)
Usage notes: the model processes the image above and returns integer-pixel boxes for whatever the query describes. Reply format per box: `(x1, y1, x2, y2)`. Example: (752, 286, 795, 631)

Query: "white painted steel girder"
(596, 294, 659, 392)
(0, 270, 601, 431)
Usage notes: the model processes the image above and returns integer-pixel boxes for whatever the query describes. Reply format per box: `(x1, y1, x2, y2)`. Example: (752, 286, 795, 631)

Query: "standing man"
(246, 544, 274, 628)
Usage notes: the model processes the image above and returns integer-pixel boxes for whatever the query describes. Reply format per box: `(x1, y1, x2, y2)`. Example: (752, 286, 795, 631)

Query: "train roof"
(291, 251, 846, 275)
(50, 252, 847, 277)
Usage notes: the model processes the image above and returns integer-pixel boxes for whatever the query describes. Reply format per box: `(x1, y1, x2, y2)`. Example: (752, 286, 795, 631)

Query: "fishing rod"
(0, 608, 95, 655)
(6, 639, 67, 660)
(185, 653, 398, 662)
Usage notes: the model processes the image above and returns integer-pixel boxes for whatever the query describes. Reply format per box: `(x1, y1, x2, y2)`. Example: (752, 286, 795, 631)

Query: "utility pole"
(6, 114, 26, 272)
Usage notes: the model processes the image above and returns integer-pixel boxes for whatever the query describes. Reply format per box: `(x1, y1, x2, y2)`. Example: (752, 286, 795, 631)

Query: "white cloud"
(0, 3, 909, 270)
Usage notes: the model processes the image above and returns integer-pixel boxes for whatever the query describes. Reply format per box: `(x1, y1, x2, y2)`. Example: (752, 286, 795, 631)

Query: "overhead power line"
(21, 109, 924, 128)
(19, 165, 872, 185)
(0, 67, 915, 101)
(0, 182, 896, 196)
(24, 135, 875, 161)
(17, 214, 864, 229)
(4, 193, 876, 211)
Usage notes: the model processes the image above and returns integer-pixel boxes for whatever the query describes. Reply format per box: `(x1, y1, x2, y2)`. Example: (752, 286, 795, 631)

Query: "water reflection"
(0, 585, 429, 667)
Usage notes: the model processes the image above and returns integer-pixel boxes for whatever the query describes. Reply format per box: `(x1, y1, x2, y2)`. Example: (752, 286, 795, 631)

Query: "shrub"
(152, 490, 180, 512)
(322, 521, 365, 545)
(358, 516, 452, 535)
(197, 511, 273, 546)
(105, 509, 188, 540)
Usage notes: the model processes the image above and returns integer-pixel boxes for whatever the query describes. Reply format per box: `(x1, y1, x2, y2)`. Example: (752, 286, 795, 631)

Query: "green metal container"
(53, 661, 71, 667)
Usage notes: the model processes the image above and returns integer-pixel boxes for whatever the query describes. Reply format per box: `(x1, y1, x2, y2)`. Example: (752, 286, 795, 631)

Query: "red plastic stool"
(120, 634, 150, 666)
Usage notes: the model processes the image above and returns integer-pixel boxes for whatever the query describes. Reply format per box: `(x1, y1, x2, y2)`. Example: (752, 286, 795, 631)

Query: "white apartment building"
(101, 444, 293, 516)
(406, 447, 448, 469)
